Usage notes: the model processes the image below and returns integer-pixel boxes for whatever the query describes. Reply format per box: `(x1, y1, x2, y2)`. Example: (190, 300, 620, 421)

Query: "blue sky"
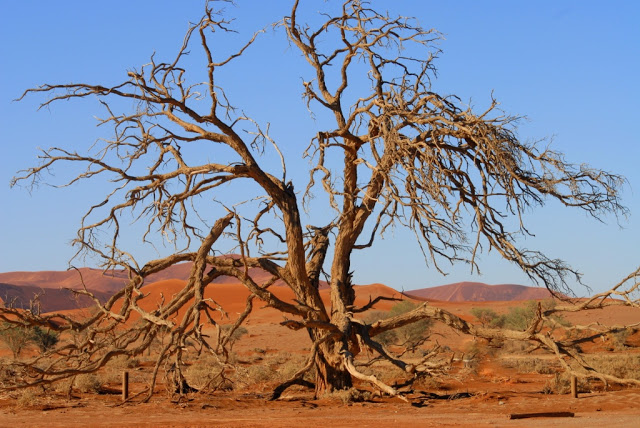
(1, 1, 638, 295)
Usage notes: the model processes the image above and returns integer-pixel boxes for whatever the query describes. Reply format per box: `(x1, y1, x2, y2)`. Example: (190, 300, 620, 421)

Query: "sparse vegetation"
(30, 326, 59, 353)
(74, 374, 102, 393)
(323, 387, 372, 405)
(220, 325, 248, 352)
(471, 300, 570, 331)
(500, 356, 559, 375)
(366, 301, 432, 352)
(0, 322, 31, 359)
(585, 354, 640, 380)
(16, 387, 39, 408)
(470, 308, 501, 328)
(611, 329, 631, 350)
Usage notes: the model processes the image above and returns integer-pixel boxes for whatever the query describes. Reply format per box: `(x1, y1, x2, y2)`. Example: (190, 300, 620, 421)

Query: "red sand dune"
(405, 281, 554, 302)
(0, 261, 559, 314)
(0, 282, 111, 313)
(0, 261, 327, 297)
(0, 268, 129, 294)
(57, 279, 406, 328)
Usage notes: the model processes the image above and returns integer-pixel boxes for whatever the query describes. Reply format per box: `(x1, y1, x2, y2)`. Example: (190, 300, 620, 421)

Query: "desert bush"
(53, 378, 74, 395)
(16, 387, 39, 408)
(412, 375, 441, 390)
(0, 322, 32, 358)
(30, 326, 59, 353)
(360, 363, 407, 385)
(501, 357, 559, 374)
(503, 303, 537, 331)
(277, 359, 304, 381)
(244, 364, 277, 384)
(220, 325, 248, 352)
(611, 329, 630, 350)
(323, 387, 372, 404)
(74, 373, 102, 393)
(106, 354, 140, 369)
(500, 339, 531, 354)
(470, 308, 501, 327)
(486, 300, 569, 331)
(234, 352, 310, 390)
(584, 354, 640, 379)
(366, 301, 432, 352)
(185, 357, 236, 392)
(543, 372, 589, 394)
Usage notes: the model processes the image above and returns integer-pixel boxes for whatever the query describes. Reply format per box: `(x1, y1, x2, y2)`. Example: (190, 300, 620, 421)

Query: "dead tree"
(2, 0, 635, 400)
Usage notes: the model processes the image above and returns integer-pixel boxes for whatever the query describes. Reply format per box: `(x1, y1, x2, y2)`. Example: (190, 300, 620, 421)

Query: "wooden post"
(122, 370, 129, 401)
(570, 375, 577, 398)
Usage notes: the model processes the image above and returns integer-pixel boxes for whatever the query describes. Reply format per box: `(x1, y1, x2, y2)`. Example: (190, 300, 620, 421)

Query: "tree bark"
(314, 346, 352, 396)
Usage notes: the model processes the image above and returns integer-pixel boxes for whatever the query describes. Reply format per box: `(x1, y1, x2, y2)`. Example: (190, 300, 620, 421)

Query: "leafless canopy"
(2, 0, 636, 400)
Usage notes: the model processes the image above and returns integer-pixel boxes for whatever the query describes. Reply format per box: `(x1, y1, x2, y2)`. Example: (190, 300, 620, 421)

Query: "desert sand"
(1, 278, 639, 427)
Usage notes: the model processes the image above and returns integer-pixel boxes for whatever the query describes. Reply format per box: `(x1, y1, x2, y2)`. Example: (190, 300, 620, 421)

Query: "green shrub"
(221, 325, 248, 351)
(366, 301, 432, 351)
(470, 308, 500, 327)
(483, 300, 569, 332)
(30, 326, 59, 353)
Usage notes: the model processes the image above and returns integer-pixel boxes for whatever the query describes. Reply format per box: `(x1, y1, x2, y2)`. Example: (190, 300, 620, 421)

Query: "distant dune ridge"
(0, 282, 113, 313)
(0, 262, 554, 312)
(405, 281, 554, 302)
(0, 261, 328, 295)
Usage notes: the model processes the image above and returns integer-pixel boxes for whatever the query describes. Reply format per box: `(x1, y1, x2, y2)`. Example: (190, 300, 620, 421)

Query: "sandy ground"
(1, 388, 639, 427)
(1, 282, 639, 427)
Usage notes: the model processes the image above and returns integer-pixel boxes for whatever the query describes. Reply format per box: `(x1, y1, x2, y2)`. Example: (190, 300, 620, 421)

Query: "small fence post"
(122, 370, 129, 401)
(570, 375, 577, 398)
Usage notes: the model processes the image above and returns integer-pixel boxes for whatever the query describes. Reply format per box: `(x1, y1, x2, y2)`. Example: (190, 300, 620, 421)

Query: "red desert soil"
(1, 389, 640, 427)
(1, 280, 639, 426)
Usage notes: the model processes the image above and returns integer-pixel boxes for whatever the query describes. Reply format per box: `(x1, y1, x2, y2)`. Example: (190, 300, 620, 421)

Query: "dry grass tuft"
(323, 387, 372, 405)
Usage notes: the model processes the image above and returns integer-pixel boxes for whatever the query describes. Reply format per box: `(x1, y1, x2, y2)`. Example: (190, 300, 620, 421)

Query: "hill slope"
(405, 281, 554, 302)
(0, 262, 327, 295)
(0, 282, 112, 313)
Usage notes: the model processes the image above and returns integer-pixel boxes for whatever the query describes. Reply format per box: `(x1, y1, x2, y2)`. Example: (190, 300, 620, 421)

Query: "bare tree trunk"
(314, 345, 352, 396)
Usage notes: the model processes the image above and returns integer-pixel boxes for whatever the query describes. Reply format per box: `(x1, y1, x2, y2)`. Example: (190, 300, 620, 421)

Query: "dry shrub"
(543, 372, 589, 394)
(323, 387, 372, 405)
(107, 355, 140, 369)
(74, 373, 102, 393)
(184, 355, 226, 390)
(53, 378, 74, 395)
(360, 363, 407, 385)
(275, 354, 309, 381)
(233, 353, 310, 391)
(98, 369, 124, 386)
(500, 340, 530, 354)
(501, 357, 559, 374)
(243, 364, 277, 384)
(412, 375, 441, 390)
(611, 329, 631, 350)
(15, 387, 39, 408)
(584, 354, 640, 379)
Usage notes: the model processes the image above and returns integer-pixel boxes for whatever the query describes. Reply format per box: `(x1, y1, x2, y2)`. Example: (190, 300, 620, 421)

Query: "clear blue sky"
(1, 1, 638, 296)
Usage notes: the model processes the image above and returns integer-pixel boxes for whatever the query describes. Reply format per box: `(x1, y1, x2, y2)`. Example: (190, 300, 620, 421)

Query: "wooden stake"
(570, 375, 577, 398)
(509, 412, 574, 420)
(122, 370, 129, 401)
